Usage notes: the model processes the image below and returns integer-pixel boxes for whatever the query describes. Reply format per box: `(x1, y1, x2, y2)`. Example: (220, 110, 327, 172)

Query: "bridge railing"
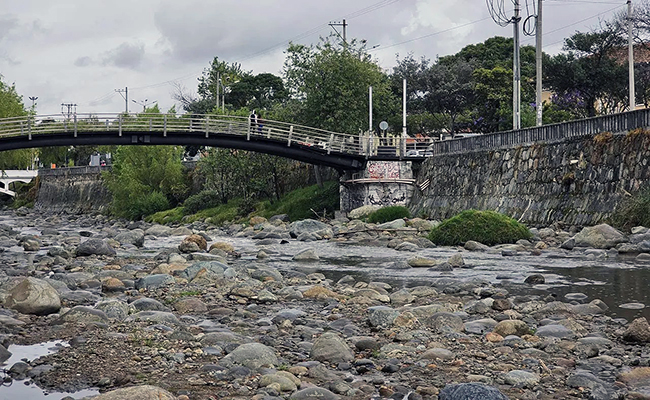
(429, 107, 650, 155)
(0, 113, 373, 157)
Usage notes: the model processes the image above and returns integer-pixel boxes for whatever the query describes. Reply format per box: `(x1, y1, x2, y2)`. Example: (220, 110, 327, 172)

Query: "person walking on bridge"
(248, 110, 258, 135)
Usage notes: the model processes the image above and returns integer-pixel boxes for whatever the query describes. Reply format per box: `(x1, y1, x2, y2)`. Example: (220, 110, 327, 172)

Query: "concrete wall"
(36, 166, 112, 213)
(340, 161, 415, 211)
(409, 132, 650, 226)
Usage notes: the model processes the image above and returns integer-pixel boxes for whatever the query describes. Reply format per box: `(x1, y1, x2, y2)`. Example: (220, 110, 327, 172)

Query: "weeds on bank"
(610, 186, 650, 232)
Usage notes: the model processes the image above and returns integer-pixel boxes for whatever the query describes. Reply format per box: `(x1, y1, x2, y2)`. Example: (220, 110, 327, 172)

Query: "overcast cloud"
(0, 0, 627, 116)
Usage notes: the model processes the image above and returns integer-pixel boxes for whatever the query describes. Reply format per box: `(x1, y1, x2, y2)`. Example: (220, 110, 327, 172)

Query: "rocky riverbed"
(2, 207, 650, 399)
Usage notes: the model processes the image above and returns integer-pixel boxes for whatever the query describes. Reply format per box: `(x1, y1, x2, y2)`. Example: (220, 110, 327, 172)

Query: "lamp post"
(132, 99, 157, 112)
(28, 96, 38, 109)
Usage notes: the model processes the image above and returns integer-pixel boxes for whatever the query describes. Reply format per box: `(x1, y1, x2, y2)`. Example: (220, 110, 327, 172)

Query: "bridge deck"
(0, 113, 423, 170)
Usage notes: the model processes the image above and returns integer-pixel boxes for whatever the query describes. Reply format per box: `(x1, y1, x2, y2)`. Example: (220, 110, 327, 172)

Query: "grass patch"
(610, 186, 650, 232)
(146, 181, 340, 225)
(367, 206, 411, 224)
(428, 209, 532, 246)
(146, 207, 186, 224)
(259, 181, 340, 221)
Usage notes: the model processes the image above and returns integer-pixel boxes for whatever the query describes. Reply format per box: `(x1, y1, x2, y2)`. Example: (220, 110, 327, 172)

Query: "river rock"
(92, 385, 176, 400)
(536, 324, 575, 339)
(125, 311, 180, 325)
(439, 382, 508, 400)
(407, 257, 436, 267)
(464, 241, 489, 251)
(220, 343, 278, 369)
(96, 300, 132, 320)
(348, 205, 380, 219)
(289, 219, 331, 238)
(54, 306, 109, 325)
(293, 248, 319, 261)
(524, 274, 545, 284)
(290, 387, 340, 400)
(76, 238, 116, 256)
(377, 219, 406, 230)
(448, 253, 465, 267)
(493, 320, 530, 337)
(22, 238, 40, 251)
(368, 306, 400, 328)
(115, 229, 145, 247)
(421, 312, 464, 333)
(131, 297, 168, 312)
(623, 317, 650, 342)
(5, 277, 61, 315)
(573, 224, 627, 249)
(504, 370, 539, 387)
(135, 274, 175, 290)
(259, 373, 298, 391)
(311, 332, 354, 363)
(145, 224, 172, 237)
(179, 234, 207, 253)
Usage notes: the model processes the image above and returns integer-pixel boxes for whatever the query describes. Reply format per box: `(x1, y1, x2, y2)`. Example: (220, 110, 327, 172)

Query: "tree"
(0, 74, 32, 170)
(283, 37, 398, 134)
(545, 27, 627, 117)
(174, 57, 249, 114)
(228, 73, 288, 110)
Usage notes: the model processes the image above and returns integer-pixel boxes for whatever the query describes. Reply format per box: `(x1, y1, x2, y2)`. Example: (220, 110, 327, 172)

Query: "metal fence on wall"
(430, 108, 650, 155)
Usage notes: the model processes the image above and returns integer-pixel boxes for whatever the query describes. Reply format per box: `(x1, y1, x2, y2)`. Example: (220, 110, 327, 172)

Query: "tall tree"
(545, 27, 627, 117)
(228, 73, 288, 110)
(283, 37, 398, 134)
(0, 74, 32, 170)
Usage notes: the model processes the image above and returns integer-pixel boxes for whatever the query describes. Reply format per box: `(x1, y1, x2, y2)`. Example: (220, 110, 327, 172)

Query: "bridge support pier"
(339, 161, 416, 213)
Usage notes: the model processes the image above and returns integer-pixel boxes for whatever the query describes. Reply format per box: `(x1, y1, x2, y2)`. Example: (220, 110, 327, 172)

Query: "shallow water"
(0, 341, 99, 400)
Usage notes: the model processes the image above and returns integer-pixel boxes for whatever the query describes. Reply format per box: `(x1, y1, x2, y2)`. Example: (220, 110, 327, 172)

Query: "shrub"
(184, 190, 222, 214)
(260, 181, 340, 221)
(610, 186, 650, 232)
(367, 206, 411, 224)
(126, 191, 170, 220)
(428, 209, 532, 246)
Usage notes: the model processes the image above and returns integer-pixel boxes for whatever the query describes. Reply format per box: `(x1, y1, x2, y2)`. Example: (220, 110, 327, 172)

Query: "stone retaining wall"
(35, 166, 112, 213)
(409, 131, 650, 227)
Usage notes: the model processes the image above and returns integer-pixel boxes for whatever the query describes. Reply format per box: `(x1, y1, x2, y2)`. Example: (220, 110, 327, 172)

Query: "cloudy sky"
(1, 0, 627, 116)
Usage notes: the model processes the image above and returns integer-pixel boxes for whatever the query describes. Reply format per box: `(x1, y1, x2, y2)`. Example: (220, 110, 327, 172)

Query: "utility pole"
(60, 103, 77, 119)
(369, 86, 373, 133)
(629, 0, 636, 111)
(535, 0, 543, 126)
(329, 19, 347, 45)
(513, 0, 521, 130)
(115, 87, 128, 114)
(402, 79, 407, 154)
(216, 72, 220, 112)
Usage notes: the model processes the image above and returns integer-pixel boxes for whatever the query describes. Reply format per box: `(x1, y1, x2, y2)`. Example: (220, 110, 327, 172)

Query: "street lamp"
(132, 99, 157, 112)
(28, 96, 38, 109)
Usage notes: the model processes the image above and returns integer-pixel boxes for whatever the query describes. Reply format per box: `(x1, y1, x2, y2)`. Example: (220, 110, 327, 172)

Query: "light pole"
(132, 99, 157, 112)
(28, 96, 38, 109)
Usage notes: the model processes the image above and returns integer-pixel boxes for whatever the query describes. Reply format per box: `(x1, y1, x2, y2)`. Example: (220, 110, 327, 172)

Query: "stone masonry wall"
(36, 166, 112, 214)
(409, 131, 650, 227)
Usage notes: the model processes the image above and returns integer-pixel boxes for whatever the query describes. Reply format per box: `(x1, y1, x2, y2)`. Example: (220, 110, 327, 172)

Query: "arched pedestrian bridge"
(0, 113, 418, 171)
(0, 170, 37, 197)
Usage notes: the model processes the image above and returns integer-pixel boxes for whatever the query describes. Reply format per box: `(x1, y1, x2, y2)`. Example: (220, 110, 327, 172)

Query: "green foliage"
(0, 74, 27, 119)
(146, 207, 186, 225)
(283, 37, 397, 133)
(228, 73, 288, 110)
(367, 206, 411, 224)
(183, 190, 222, 214)
(104, 145, 188, 220)
(259, 181, 340, 221)
(610, 186, 650, 231)
(428, 210, 532, 246)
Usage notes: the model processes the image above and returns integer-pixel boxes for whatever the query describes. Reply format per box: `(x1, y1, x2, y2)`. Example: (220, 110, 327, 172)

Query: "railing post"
(28, 119, 32, 141)
(163, 115, 167, 137)
(105, 119, 109, 131)
(205, 117, 210, 138)
(74, 114, 78, 138)
(247, 119, 251, 141)
(287, 126, 293, 146)
(118, 114, 123, 137)
(228, 122, 232, 134)
(149, 119, 152, 132)
(327, 134, 334, 154)
(267, 127, 271, 138)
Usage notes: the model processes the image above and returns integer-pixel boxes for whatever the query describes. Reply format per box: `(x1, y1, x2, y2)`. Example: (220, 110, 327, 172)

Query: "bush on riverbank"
(147, 181, 340, 225)
(610, 186, 650, 231)
(367, 206, 411, 224)
(428, 209, 532, 246)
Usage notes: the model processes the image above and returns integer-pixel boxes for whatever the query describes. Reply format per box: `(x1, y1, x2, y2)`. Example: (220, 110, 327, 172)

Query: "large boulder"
(220, 343, 278, 369)
(5, 278, 61, 315)
(92, 385, 175, 400)
(289, 219, 331, 238)
(310, 332, 354, 364)
(573, 224, 627, 249)
(623, 317, 650, 342)
(179, 234, 207, 253)
(439, 382, 508, 400)
(76, 238, 116, 256)
(115, 229, 145, 247)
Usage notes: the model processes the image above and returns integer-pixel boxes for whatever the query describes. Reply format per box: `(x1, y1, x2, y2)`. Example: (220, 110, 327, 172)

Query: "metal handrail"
(2, 108, 649, 158)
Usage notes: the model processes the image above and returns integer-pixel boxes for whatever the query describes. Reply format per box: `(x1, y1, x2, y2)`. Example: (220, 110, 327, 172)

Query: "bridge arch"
(0, 113, 417, 171)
